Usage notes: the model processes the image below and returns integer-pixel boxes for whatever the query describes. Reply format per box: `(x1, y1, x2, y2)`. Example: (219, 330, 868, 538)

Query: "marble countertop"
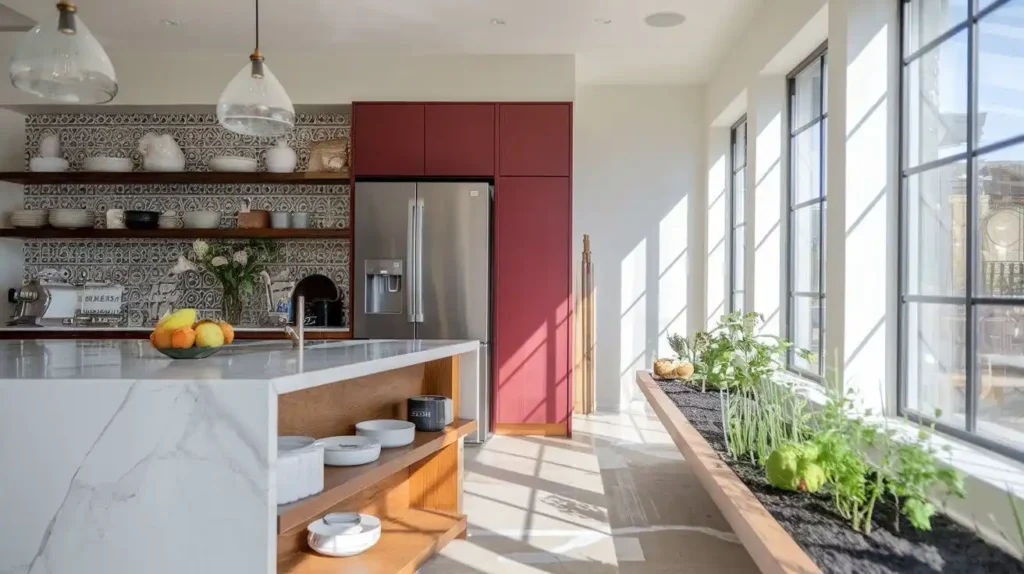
(0, 339, 479, 394)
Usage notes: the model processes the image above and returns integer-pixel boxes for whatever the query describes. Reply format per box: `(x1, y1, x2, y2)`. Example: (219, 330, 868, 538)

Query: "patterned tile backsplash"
(19, 112, 352, 328)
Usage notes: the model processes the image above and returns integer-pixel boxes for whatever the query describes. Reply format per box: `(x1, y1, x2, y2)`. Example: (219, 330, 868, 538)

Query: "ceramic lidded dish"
(307, 513, 382, 557)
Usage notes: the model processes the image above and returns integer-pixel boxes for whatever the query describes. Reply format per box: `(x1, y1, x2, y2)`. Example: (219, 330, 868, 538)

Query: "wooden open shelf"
(0, 171, 350, 185)
(278, 419, 477, 535)
(278, 507, 466, 574)
(0, 227, 352, 240)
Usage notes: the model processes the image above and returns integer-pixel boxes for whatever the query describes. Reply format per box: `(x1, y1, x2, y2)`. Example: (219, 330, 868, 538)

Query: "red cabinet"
(425, 104, 496, 176)
(498, 104, 572, 177)
(494, 177, 572, 427)
(353, 103, 425, 176)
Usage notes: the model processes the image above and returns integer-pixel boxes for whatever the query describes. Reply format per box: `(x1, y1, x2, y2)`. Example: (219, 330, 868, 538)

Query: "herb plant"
(668, 312, 806, 393)
(725, 376, 809, 465)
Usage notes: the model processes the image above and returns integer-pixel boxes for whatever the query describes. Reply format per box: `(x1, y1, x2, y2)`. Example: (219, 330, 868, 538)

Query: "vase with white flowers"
(189, 239, 280, 325)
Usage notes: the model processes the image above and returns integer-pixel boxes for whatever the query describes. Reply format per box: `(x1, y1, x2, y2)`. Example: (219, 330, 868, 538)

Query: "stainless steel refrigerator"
(354, 181, 492, 443)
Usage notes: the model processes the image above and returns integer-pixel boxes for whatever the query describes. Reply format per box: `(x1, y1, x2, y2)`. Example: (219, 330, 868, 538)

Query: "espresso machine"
(8, 278, 123, 327)
(7, 280, 50, 326)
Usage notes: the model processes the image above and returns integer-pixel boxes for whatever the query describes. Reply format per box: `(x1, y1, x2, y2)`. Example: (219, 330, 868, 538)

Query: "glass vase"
(221, 290, 244, 325)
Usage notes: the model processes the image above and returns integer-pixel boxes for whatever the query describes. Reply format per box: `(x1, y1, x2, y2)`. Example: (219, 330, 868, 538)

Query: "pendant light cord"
(255, 0, 260, 51)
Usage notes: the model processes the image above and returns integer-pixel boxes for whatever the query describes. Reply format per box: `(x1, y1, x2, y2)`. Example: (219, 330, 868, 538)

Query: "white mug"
(106, 209, 125, 229)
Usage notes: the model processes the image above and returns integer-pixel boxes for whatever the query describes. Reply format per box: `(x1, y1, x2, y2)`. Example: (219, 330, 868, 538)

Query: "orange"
(170, 327, 197, 349)
(151, 328, 174, 349)
(218, 321, 235, 345)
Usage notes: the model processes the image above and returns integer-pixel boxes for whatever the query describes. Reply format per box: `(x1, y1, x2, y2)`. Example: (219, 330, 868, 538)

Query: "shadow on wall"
(572, 86, 701, 413)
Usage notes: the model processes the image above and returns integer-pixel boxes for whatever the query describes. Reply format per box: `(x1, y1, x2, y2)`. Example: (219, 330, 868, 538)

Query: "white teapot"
(138, 133, 185, 172)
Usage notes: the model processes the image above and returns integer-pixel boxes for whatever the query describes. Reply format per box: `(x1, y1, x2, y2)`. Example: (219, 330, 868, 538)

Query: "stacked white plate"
(84, 157, 133, 172)
(209, 156, 258, 172)
(49, 209, 93, 229)
(9, 209, 48, 228)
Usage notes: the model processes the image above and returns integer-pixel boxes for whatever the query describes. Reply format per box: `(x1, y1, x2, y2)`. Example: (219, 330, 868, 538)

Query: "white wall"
(573, 85, 705, 411)
(0, 35, 575, 105)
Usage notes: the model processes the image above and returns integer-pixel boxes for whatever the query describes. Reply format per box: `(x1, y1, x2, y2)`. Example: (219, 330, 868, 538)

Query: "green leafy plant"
(804, 375, 964, 534)
(668, 312, 808, 393)
(883, 418, 965, 532)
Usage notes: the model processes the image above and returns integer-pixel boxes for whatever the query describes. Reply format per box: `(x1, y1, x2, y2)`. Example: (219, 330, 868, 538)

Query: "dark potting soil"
(657, 380, 1024, 574)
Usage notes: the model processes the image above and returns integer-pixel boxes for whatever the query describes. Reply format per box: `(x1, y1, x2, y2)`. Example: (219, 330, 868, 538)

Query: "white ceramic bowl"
(318, 436, 381, 466)
(29, 157, 69, 172)
(307, 514, 382, 557)
(355, 420, 416, 448)
(210, 156, 258, 173)
(84, 157, 133, 172)
(158, 216, 182, 229)
(183, 211, 221, 229)
(49, 209, 93, 229)
(277, 436, 324, 505)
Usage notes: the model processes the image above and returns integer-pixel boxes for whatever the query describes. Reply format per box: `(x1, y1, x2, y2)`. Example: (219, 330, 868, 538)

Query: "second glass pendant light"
(217, 0, 295, 137)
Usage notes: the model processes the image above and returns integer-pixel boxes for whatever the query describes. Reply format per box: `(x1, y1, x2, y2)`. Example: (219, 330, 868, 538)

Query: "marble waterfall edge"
(0, 379, 275, 574)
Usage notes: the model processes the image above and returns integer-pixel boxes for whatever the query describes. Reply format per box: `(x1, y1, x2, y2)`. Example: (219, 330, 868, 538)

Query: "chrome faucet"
(284, 295, 305, 349)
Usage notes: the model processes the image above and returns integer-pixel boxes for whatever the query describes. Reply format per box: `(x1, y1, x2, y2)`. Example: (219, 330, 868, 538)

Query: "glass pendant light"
(217, 0, 295, 137)
(9, 1, 118, 104)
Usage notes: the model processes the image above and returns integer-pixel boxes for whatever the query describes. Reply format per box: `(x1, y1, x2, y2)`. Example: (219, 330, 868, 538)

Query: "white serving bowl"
(210, 156, 258, 173)
(29, 157, 69, 172)
(48, 209, 93, 229)
(355, 420, 416, 449)
(84, 157, 133, 172)
(318, 436, 381, 466)
(307, 513, 382, 557)
(183, 211, 221, 229)
(278, 436, 324, 505)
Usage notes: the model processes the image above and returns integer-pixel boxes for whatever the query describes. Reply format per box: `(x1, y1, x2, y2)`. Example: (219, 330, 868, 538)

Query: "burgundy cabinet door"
(494, 177, 572, 425)
(425, 104, 496, 176)
(353, 103, 425, 176)
(498, 104, 572, 177)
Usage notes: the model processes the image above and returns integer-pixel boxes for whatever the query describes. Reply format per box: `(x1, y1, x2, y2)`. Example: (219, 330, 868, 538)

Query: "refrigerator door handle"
(414, 197, 425, 323)
(406, 198, 417, 323)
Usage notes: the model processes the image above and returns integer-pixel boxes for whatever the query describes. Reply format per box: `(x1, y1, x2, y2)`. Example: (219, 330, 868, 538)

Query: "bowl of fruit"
(149, 308, 235, 359)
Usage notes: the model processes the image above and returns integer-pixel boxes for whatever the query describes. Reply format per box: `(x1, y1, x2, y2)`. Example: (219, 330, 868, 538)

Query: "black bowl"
(125, 210, 160, 230)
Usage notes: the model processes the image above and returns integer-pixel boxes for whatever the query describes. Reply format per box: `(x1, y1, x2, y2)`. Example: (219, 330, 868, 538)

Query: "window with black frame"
(730, 116, 748, 314)
(901, 0, 1024, 457)
(788, 45, 827, 378)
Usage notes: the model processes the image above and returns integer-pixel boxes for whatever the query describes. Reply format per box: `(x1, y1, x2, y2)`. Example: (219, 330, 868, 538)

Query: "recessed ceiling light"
(160, 18, 180, 27)
(594, 18, 612, 24)
(644, 12, 686, 28)
(489, 18, 506, 26)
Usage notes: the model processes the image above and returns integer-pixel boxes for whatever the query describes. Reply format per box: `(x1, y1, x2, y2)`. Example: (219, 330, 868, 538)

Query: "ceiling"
(1, 0, 763, 84)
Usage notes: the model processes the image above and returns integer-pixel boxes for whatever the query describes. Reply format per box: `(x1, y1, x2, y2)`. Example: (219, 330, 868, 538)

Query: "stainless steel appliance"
(7, 279, 123, 327)
(355, 182, 492, 443)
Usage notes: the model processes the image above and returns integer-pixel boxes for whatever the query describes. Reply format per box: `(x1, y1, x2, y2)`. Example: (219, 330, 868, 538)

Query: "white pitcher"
(138, 133, 185, 172)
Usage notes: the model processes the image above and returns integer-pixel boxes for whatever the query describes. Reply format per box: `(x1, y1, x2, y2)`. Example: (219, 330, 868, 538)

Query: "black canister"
(407, 395, 453, 432)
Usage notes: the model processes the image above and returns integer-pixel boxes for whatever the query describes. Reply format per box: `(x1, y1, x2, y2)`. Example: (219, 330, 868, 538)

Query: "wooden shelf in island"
(0, 171, 351, 186)
(0, 228, 352, 240)
(278, 507, 466, 574)
(277, 419, 477, 535)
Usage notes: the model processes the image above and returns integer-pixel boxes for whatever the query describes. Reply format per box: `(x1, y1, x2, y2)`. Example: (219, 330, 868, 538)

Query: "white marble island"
(0, 339, 479, 574)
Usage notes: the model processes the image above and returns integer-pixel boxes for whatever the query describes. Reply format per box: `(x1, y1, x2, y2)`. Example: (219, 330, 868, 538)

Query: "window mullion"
(965, 3, 978, 434)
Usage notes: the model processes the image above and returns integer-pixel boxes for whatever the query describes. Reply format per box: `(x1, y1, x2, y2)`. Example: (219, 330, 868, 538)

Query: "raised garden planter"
(637, 371, 1024, 574)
